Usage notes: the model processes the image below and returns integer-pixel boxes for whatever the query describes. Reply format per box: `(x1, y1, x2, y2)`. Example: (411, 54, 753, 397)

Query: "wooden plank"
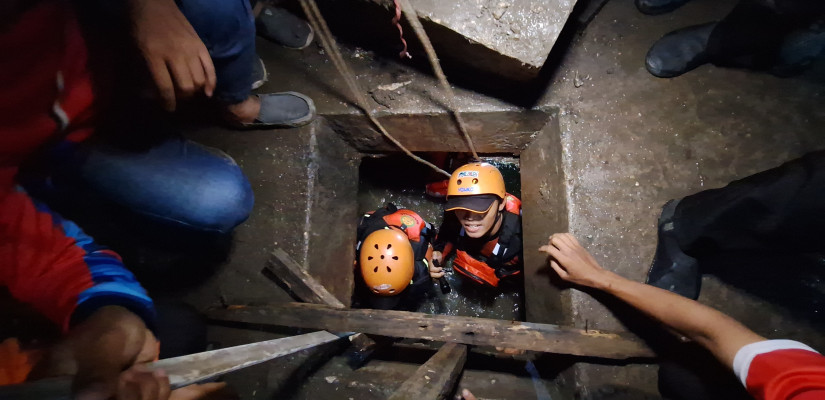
(392, 341, 537, 361)
(389, 343, 468, 400)
(208, 303, 655, 359)
(265, 249, 378, 356)
(265, 248, 346, 308)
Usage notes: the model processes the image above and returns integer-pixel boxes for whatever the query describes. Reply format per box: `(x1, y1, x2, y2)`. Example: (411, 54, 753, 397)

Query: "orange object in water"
(425, 180, 449, 198)
(503, 193, 521, 215)
(0, 338, 41, 386)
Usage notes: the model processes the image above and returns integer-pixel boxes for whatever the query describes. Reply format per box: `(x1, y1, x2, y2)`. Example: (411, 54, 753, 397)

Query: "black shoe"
(646, 22, 716, 78)
(770, 20, 825, 77)
(256, 6, 314, 49)
(646, 199, 701, 299)
(636, 0, 692, 15)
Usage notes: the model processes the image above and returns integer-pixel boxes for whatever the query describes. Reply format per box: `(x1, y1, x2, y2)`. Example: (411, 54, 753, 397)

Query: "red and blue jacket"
(0, 1, 155, 336)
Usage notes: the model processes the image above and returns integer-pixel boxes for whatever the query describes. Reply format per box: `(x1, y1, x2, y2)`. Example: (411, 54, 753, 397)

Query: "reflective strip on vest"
(453, 250, 500, 287)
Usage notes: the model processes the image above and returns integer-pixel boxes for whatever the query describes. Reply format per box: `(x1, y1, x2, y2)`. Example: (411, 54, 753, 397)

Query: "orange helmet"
(359, 228, 414, 296)
(445, 162, 506, 213)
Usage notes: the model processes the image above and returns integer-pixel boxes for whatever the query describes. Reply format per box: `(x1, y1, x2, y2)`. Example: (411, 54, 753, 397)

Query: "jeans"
(177, 0, 257, 104)
(44, 137, 255, 235)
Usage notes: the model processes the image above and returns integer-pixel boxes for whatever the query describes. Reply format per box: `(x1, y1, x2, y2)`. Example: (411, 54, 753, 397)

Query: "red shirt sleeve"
(733, 340, 825, 400)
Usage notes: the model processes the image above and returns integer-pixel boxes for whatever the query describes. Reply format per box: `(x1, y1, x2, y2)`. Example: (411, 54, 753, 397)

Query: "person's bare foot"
(225, 95, 261, 125)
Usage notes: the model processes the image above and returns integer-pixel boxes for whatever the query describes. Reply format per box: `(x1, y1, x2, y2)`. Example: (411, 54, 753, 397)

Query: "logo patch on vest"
(400, 215, 416, 227)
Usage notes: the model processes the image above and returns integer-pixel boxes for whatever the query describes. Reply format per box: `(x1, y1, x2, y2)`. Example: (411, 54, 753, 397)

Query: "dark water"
(357, 153, 523, 320)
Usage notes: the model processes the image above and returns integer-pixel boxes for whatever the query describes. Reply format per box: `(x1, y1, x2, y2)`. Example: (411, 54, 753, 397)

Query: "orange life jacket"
(449, 210, 522, 287)
(381, 208, 428, 243)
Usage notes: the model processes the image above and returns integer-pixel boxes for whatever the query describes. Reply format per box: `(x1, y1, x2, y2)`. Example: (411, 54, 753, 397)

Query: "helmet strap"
(480, 209, 503, 240)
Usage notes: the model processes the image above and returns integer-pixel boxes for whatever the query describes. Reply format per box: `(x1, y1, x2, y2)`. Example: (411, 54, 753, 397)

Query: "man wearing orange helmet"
(354, 203, 439, 310)
(431, 162, 523, 288)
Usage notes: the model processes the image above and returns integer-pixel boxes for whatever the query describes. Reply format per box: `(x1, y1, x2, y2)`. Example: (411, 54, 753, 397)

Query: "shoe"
(235, 91, 316, 129)
(646, 22, 716, 78)
(646, 199, 701, 299)
(635, 0, 692, 15)
(256, 6, 314, 50)
(770, 20, 825, 77)
(251, 57, 268, 90)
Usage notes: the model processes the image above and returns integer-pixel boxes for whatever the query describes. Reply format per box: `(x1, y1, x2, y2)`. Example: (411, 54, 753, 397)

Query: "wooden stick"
(389, 343, 468, 400)
(263, 249, 378, 354)
(265, 248, 345, 308)
(208, 303, 655, 360)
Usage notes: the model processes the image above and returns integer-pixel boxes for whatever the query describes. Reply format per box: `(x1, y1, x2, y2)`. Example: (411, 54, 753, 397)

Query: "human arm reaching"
(128, 0, 216, 111)
(538, 233, 764, 368)
(34, 306, 228, 400)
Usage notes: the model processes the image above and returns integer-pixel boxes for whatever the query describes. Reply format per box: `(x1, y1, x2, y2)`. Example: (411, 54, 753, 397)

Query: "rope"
(299, 0, 450, 177)
(396, 0, 480, 161)
(392, 0, 412, 59)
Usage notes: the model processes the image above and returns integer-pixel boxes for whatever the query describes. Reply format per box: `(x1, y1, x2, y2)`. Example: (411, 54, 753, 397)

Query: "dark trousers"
(673, 150, 825, 258)
(661, 150, 825, 400)
(707, 0, 825, 70)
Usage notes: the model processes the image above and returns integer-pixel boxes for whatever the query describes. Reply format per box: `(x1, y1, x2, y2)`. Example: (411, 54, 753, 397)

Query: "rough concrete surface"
(254, 26, 522, 117)
(540, 0, 825, 396)
(288, 352, 562, 400)
(182, 0, 825, 397)
(181, 120, 359, 307)
(411, 0, 576, 79)
(521, 112, 571, 325)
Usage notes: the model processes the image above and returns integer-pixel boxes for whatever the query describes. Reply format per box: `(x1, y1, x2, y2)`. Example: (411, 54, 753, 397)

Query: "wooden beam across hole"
(208, 303, 655, 360)
(389, 343, 468, 400)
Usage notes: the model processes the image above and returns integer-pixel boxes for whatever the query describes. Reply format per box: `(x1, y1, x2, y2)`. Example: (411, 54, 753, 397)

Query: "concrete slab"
(408, 0, 577, 81)
(325, 110, 550, 153)
(255, 31, 520, 117)
(521, 112, 571, 324)
(302, 0, 575, 82)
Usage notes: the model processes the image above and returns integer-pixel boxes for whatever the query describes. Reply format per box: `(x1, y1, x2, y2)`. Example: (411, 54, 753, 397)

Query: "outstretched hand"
(429, 251, 445, 278)
(130, 0, 216, 111)
(539, 233, 613, 290)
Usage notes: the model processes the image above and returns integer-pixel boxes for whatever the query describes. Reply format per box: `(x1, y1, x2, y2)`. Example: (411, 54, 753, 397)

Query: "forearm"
(31, 306, 154, 383)
(598, 271, 764, 366)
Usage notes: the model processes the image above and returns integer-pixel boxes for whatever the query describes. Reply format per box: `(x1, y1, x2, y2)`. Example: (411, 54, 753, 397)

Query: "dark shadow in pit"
(705, 251, 825, 334)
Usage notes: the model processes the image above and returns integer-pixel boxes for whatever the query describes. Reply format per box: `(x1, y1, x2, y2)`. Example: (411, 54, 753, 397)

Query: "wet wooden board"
(264, 248, 378, 353)
(388, 342, 468, 400)
(266, 248, 346, 308)
(208, 303, 655, 359)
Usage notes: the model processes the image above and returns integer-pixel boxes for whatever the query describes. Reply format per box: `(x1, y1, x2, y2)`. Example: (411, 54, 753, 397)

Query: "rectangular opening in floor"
(355, 152, 524, 321)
